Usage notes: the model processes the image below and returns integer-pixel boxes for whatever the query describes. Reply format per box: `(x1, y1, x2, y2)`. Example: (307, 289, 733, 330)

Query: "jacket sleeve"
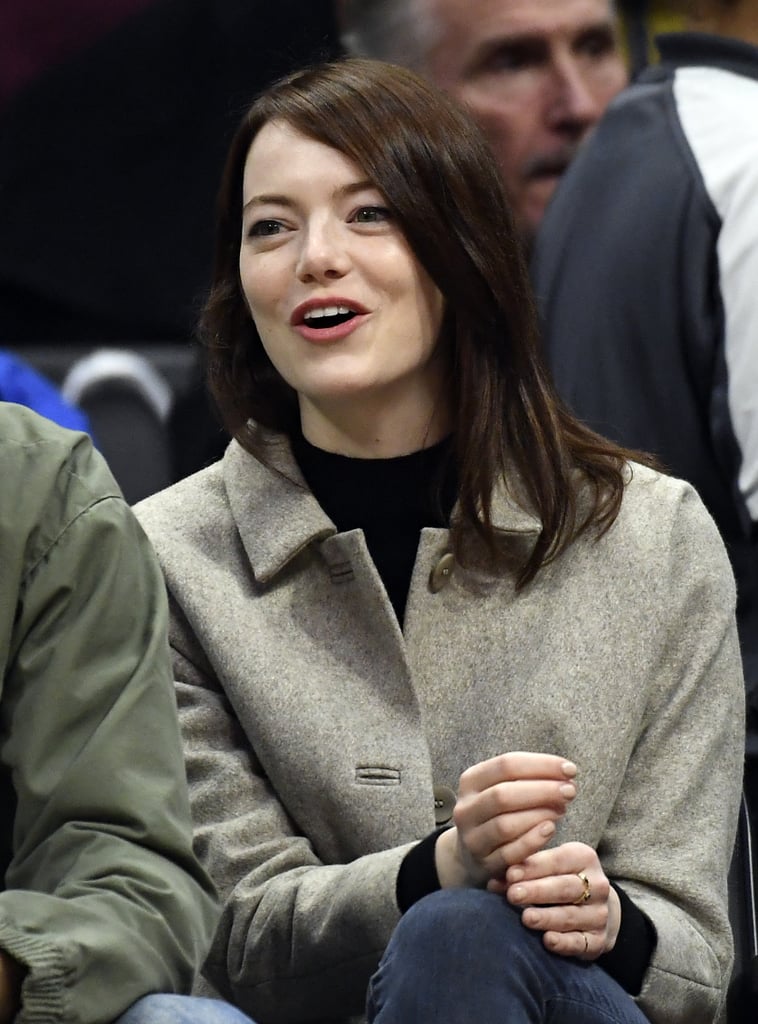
(169, 605, 413, 1023)
(0, 456, 218, 1024)
(598, 483, 745, 1024)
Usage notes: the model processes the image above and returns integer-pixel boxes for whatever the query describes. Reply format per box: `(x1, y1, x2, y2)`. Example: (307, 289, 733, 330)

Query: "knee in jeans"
(393, 888, 521, 952)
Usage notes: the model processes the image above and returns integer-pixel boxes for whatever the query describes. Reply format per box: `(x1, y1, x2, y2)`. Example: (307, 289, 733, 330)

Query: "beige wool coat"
(136, 427, 745, 1024)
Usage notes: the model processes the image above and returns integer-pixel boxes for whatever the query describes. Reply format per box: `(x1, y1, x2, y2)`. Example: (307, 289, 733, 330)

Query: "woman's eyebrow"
(337, 179, 378, 197)
(242, 179, 379, 214)
(242, 193, 293, 213)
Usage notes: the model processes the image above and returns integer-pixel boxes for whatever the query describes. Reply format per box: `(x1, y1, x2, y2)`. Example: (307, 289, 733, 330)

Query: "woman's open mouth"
(303, 305, 358, 330)
(292, 300, 369, 344)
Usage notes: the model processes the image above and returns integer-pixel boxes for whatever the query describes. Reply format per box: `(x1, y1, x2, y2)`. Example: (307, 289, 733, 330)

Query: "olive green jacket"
(137, 427, 745, 1024)
(0, 404, 217, 1024)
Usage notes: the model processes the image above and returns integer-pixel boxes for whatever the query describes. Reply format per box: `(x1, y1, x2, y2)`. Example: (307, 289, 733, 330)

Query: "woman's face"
(238, 120, 448, 452)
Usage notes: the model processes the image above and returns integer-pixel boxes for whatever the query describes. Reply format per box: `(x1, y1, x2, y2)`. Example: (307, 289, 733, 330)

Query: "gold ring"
(582, 932, 589, 955)
(572, 871, 591, 905)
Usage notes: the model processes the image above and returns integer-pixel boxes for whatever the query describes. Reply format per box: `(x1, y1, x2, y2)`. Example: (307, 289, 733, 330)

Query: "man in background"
(532, 0, 758, 784)
(339, 0, 628, 246)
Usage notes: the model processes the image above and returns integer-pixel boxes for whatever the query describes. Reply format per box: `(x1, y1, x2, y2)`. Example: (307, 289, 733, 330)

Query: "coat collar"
(223, 428, 335, 584)
(652, 32, 758, 84)
(223, 425, 542, 583)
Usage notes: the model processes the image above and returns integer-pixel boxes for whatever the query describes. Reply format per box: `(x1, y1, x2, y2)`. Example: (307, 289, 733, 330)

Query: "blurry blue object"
(0, 349, 92, 434)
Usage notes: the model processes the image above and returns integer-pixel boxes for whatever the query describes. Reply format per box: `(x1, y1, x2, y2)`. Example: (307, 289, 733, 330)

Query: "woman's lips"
(294, 311, 369, 344)
(290, 297, 370, 344)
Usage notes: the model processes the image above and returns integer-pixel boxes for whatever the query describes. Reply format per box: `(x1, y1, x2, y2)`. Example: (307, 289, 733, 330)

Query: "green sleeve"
(0, 439, 217, 1024)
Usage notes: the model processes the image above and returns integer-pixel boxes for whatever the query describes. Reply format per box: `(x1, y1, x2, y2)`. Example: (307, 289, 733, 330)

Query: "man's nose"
(296, 222, 351, 283)
(546, 56, 605, 132)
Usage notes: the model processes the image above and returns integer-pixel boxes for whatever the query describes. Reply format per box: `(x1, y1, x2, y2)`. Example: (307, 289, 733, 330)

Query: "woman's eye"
(353, 206, 392, 224)
(248, 219, 283, 237)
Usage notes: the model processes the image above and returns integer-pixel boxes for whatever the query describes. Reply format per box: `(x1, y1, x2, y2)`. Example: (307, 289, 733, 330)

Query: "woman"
(136, 58, 744, 1024)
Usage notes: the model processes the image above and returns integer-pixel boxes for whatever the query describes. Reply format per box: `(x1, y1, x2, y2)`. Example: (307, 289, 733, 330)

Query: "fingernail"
(560, 783, 576, 799)
(562, 761, 577, 777)
(539, 820, 555, 837)
(511, 886, 526, 902)
(509, 867, 524, 882)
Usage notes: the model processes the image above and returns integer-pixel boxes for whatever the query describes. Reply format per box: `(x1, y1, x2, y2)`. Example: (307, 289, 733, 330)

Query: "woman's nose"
(296, 222, 351, 283)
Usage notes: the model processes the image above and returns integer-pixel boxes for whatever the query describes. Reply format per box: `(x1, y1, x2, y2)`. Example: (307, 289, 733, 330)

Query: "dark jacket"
(532, 32, 758, 730)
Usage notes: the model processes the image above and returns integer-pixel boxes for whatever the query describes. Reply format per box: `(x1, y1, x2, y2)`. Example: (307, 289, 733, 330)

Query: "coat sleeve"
(0, 452, 218, 1024)
(599, 483, 745, 1024)
(168, 604, 414, 1023)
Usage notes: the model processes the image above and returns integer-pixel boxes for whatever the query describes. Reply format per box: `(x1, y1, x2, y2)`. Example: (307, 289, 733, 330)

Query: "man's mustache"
(523, 142, 582, 180)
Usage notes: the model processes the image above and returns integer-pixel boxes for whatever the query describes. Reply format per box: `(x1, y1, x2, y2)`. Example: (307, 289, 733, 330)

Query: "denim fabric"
(117, 995, 255, 1024)
(366, 889, 651, 1024)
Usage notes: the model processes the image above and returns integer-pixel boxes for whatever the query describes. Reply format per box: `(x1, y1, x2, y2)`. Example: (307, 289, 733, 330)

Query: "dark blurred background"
(0, 0, 684, 500)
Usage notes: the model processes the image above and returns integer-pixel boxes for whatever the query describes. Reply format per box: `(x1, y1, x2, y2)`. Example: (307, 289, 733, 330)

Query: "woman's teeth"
(303, 305, 356, 328)
(304, 305, 353, 321)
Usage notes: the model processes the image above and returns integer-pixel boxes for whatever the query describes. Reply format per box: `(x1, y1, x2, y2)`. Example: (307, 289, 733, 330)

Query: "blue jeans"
(366, 889, 651, 1023)
(117, 995, 255, 1024)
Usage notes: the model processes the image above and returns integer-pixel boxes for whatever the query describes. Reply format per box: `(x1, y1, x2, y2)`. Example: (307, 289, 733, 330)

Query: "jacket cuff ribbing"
(0, 918, 70, 1024)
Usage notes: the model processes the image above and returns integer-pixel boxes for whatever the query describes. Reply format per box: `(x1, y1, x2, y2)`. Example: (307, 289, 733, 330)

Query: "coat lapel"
(223, 430, 335, 584)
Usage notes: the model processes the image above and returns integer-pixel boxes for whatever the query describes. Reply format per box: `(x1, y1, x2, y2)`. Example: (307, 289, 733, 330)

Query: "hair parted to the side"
(202, 57, 651, 587)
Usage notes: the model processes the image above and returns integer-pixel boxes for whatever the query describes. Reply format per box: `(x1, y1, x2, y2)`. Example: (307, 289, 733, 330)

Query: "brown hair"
(202, 58, 649, 586)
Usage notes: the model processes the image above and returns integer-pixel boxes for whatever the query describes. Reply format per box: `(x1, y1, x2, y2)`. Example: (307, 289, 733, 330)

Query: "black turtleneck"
(291, 430, 457, 623)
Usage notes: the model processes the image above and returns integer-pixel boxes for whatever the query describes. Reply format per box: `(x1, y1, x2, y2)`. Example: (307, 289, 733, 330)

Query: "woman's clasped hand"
(436, 752, 621, 961)
(435, 752, 578, 887)
(504, 841, 621, 962)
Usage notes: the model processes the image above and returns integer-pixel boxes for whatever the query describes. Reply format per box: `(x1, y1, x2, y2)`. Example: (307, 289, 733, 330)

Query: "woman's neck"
(298, 390, 452, 459)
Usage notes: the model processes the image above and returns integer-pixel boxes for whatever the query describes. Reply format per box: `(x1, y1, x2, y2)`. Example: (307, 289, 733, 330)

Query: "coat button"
(433, 784, 456, 826)
(429, 552, 455, 593)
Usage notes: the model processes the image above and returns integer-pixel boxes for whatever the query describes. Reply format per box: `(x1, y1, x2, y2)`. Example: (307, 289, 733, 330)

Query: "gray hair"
(340, 1, 621, 70)
(339, 0, 440, 70)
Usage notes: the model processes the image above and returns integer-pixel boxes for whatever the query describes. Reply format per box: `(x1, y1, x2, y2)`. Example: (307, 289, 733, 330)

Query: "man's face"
(423, 0, 628, 243)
